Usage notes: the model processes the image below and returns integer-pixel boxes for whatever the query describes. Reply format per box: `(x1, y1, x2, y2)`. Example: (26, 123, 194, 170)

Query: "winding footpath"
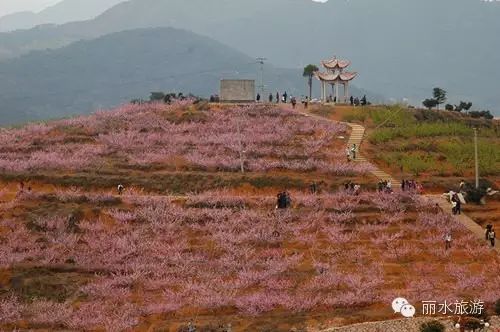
(296, 106, 498, 254)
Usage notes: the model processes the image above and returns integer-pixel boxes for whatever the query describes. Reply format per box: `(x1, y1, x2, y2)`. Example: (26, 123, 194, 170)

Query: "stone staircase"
(345, 122, 401, 188)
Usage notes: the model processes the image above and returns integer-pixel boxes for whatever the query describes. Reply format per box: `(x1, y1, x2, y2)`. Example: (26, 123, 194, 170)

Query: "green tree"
(423, 98, 438, 110)
(445, 104, 454, 111)
(455, 101, 472, 112)
(432, 87, 447, 110)
(303, 64, 319, 99)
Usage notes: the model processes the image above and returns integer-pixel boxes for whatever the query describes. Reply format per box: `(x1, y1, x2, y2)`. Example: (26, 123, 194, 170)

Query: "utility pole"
(236, 120, 245, 173)
(256, 57, 266, 100)
(473, 127, 479, 189)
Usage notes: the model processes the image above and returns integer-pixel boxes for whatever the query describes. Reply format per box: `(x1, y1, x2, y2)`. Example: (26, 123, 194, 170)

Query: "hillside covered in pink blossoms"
(0, 102, 373, 176)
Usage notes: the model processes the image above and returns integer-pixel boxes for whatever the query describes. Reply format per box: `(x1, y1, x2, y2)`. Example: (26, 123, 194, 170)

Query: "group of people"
(444, 225, 496, 250)
(346, 144, 357, 161)
(259, 92, 308, 109)
(276, 191, 292, 209)
(264, 91, 289, 104)
(344, 181, 361, 195)
(16, 181, 32, 197)
(401, 179, 423, 193)
(377, 180, 393, 193)
(349, 95, 367, 106)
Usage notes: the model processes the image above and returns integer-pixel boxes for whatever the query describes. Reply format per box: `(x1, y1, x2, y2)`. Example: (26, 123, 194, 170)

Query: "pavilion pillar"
(323, 82, 327, 102)
(345, 82, 350, 103)
(335, 81, 339, 104)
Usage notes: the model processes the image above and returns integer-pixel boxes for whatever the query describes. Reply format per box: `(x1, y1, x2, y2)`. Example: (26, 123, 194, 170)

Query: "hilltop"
(0, 27, 368, 126)
(0, 0, 499, 112)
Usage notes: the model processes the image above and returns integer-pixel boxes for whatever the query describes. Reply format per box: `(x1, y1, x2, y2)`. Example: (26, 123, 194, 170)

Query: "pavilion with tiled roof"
(315, 56, 357, 103)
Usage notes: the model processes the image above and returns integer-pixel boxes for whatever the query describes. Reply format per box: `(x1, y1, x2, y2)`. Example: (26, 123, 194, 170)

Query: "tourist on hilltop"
(276, 92, 280, 103)
(487, 227, 496, 247)
(350, 96, 354, 106)
(291, 97, 297, 109)
(256, 93, 261, 102)
(117, 184, 124, 196)
(283, 91, 288, 103)
(361, 95, 367, 106)
(269, 93, 273, 103)
(354, 97, 360, 106)
(444, 232, 452, 250)
(304, 96, 309, 109)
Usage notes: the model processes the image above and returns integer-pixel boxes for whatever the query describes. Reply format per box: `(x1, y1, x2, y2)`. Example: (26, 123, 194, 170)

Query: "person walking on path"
(269, 93, 273, 103)
(117, 184, 124, 196)
(291, 97, 297, 109)
(351, 144, 357, 160)
(485, 224, 493, 240)
(451, 199, 458, 215)
(487, 227, 496, 247)
(346, 146, 351, 162)
(459, 180, 466, 192)
(444, 232, 452, 250)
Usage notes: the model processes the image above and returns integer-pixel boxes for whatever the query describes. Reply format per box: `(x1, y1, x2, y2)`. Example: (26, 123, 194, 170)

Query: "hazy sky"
(0, 0, 61, 16)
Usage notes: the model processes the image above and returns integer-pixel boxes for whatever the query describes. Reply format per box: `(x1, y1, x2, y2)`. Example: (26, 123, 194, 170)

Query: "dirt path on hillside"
(292, 106, 401, 187)
(291, 104, 499, 254)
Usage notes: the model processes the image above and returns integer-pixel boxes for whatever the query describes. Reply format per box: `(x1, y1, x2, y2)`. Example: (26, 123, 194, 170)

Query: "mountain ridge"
(0, 0, 498, 113)
(0, 0, 125, 32)
(0, 27, 371, 126)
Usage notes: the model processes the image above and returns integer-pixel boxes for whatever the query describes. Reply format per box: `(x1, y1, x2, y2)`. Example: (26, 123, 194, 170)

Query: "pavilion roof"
(321, 58, 351, 69)
(315, 71, 357, 82)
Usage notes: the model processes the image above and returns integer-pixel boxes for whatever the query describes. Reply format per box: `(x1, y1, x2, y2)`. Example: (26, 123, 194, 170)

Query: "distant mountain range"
(0, 27, 371, 126)
(0, 0, 124, 32)
(0, 0, 498, 118)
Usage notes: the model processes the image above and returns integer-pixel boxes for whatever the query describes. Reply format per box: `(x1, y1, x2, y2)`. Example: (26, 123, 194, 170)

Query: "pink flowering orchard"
(0, 102, 373, 176)
(1, 188, 499, 330)
(0, 101, 498, 331)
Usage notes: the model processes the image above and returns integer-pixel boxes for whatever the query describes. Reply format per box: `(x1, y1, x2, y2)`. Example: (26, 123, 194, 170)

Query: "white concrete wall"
(220, 80, 255, 102)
